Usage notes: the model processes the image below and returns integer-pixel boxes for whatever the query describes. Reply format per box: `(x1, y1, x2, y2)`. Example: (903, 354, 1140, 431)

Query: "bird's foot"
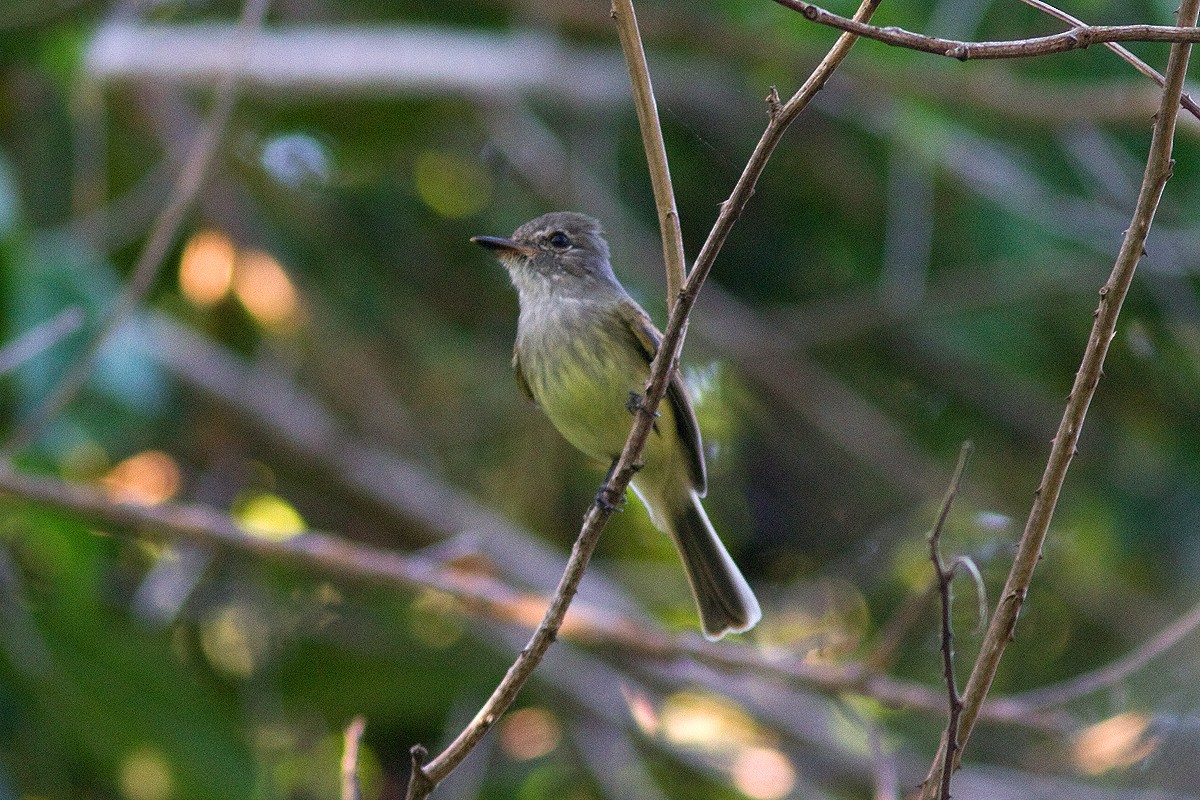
(594, 485, 625, 513)
(626, 391, 659, 418)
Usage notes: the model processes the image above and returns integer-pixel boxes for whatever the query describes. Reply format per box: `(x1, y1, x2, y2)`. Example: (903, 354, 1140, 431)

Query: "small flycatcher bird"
(472, 211, 761, 640)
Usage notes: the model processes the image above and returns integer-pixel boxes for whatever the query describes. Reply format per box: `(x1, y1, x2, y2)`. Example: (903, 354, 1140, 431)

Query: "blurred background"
(2, 0, 1200, 797)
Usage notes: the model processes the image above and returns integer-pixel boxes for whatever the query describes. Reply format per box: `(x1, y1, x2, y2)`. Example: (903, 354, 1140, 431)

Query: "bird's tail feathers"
(668, 492, 761, 641)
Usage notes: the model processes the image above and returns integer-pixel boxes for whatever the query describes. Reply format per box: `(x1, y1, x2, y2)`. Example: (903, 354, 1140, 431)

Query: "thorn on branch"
(595, 484, 626, 513)
(626, 391, 660, 419)
(766, 85, 783, 119)
(405, 745, 435, 800)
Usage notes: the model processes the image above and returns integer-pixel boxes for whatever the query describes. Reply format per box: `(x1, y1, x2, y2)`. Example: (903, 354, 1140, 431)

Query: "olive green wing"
(512, 349, 536, 405)
(617, 302, 708, 496)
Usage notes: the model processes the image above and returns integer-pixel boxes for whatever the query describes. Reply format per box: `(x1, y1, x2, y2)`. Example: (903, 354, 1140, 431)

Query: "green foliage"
(3, 0, 1200, 798)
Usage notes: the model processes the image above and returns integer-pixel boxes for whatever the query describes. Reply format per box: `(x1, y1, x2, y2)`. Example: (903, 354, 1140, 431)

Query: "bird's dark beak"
(470, 235, 536, 258)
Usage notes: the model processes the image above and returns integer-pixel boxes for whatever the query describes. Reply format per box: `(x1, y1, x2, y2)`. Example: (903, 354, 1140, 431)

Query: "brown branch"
(1009, 596, 1200, 709)
(771, 0, 1200, 60)
(611, 0, 687, 305)
(928, 443, 973, 800)
(918, 0, 1200, 794)
(0, 457, 1075, 735)
(1018, 0, 1200, 122)
(0, 0, 268, 456)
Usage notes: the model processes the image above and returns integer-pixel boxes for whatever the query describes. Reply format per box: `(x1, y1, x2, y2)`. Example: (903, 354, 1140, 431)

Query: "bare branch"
(771, 0, 1200, 60)
(928, 442, 973, 800)
(0, 307, 84, 376)
(918, 0, 1200, 794)
(611, 0, 687, 304)
(1010, 596, 1200, 709)
(1, 0, 268, 456)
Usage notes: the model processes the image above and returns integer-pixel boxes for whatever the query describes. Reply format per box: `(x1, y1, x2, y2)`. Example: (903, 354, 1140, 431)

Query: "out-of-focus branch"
(771, 0, 1200, 60)
(0, 458, 1074, 733)
(2, 0, 269, 456)
(918, 0, 1200, 794)
(341, 717, 366, 800)
(1009, 596, 1200, 709)
(0, 308, 84, 376)
(85, 22, 628, 105)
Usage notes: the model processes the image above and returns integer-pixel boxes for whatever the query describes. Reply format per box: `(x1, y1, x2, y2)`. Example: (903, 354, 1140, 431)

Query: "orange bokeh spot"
(179, 230, 235, 306)
(101, 450, 181, 505)
(233, 249, 299, 328)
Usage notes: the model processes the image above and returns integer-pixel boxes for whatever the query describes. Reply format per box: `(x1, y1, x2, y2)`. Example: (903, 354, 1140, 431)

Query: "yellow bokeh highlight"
(730, 746, 797, 800)
(413, 150, 491, 218)
(200, 603, 271, 679)
(660, 691, 760, 752)
(101, 450, 181, 505)
(119, 748, 174, 800)
(179, 230, 235, 306)
(1074, 712, 1159, 775)
(233, 249, 300, 329)
(499, 707, 561, 761)
(234, 493, 306, 541)
(410, 589, 465, 649)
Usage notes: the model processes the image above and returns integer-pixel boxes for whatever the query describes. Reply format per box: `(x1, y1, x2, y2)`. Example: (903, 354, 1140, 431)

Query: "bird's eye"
(548, 231, 571, 249)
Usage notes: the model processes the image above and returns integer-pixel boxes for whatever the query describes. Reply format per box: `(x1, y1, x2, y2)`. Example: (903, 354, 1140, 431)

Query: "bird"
(472, 211, 761, 640)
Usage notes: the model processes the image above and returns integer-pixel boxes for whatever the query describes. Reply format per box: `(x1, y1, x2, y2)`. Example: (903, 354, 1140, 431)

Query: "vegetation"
(2, 0, 1200, 798)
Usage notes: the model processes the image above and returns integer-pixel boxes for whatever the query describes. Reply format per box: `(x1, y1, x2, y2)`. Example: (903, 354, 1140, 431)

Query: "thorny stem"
(929, 443, 973, 800)
(918, 0, 1200, 794)
(771, 0, 1200, 60)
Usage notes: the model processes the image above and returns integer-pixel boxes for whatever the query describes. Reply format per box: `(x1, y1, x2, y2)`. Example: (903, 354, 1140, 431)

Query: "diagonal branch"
(1018, 0, 1200, 122)
(1008, 596, 1200, 709)
(0, 0, 268, 456)
(770, 0, 1200, 60)
(918, 0, 1200, 794)
(0, 458, 1075, 734)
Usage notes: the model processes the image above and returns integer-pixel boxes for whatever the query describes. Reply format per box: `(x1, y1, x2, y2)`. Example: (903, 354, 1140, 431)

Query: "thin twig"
(0, 0, 268, 456)
(341, 716, 366, 800)
(918, 0, 1200, 794)
(1018, 0, 1200, 122)
(611, 0, 687, 305)
(771, 0, 1200, 60)
(928, 442, 973, 800)
(0, 308, 84, 376)
(1010, 596, 1200, 709)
